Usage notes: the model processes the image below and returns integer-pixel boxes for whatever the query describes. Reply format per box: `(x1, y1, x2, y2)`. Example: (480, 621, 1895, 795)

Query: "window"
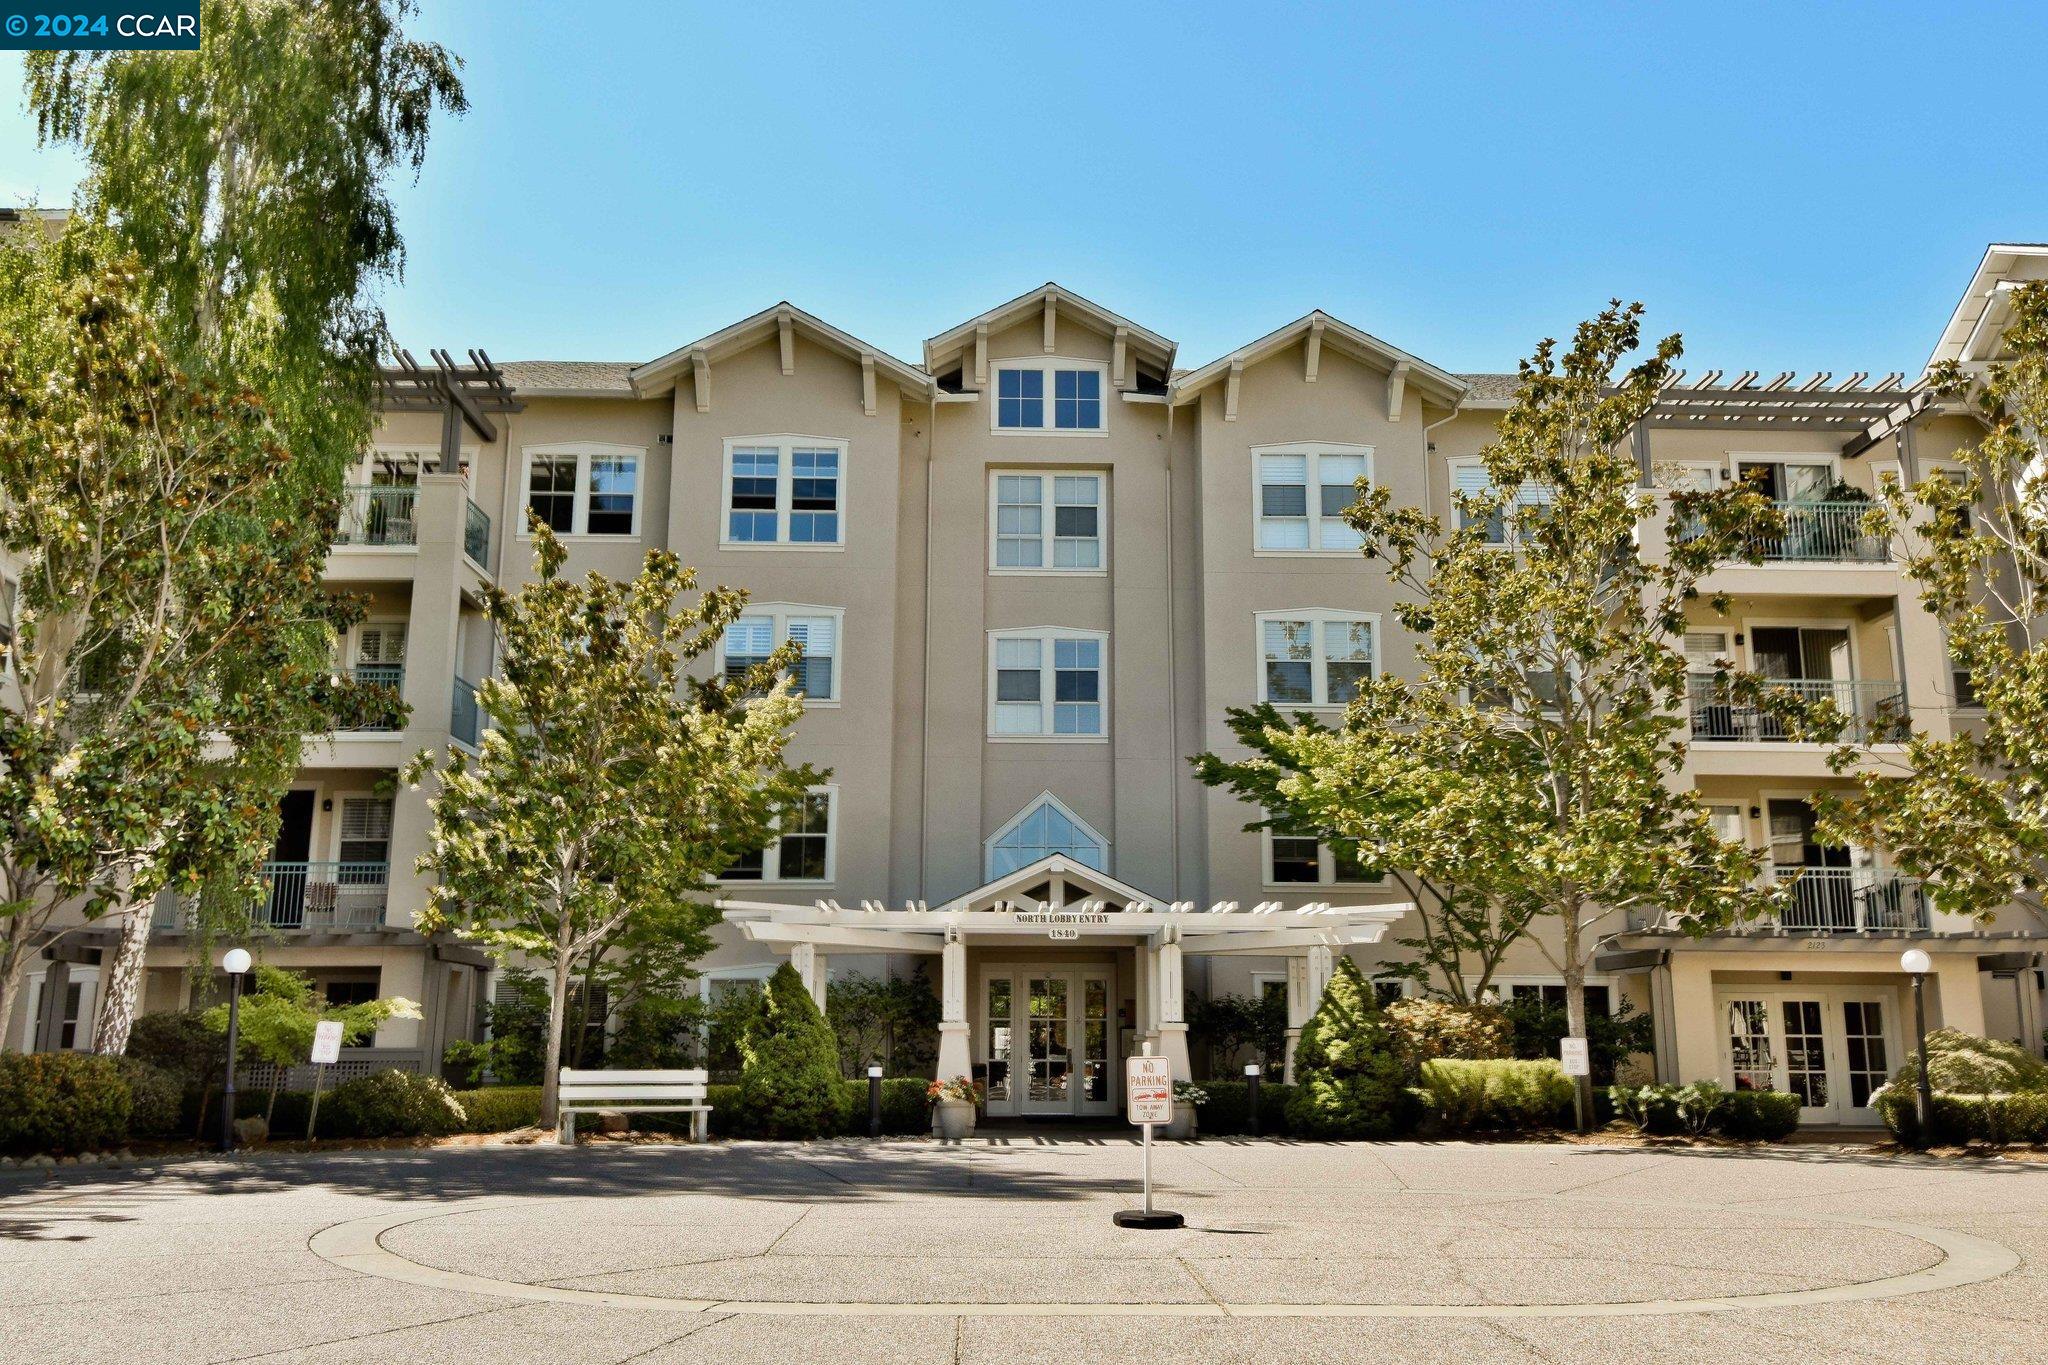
(989, 630, 1105, 738)
(1253, 444, 1372, 551)
(722, 437, 846, 547)
(320, 974, 382, 1008)
(1257, 611, 1376, 706)
(522, 445, 642, 537)
(993, 361, 1107, 434)
(1264, 828, 1378, 886)
(338, 798, 393, 866)
(1508, 983, 1614, 1015)
(991, 472, 1105, 571)
(720, 788, 835, 882)
(986, 794, 1108, 877)
(1450, 459, 1554, 545)
(718, 604, 842, 703)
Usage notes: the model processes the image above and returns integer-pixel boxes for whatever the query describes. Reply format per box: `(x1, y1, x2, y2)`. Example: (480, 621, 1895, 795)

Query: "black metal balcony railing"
(464, 497, 491, 566)
(336, 485, 418, 547)
(1687, 675, 1905, 745)
(153, 861, 391, 933)
(1752, 500, 1887, 563)
(1773, 867, 1929, 932)
(346, 661, 405, 730)
(452, 675, 481, 747)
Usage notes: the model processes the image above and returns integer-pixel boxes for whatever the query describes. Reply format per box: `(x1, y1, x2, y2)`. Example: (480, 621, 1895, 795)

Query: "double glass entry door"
(982, 968, 1116, 1117)
(1722, 989, 1897, 1125)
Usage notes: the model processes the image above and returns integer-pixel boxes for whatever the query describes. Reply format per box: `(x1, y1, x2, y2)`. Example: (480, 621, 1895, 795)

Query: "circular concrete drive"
(307, 1138, 2023, 1320)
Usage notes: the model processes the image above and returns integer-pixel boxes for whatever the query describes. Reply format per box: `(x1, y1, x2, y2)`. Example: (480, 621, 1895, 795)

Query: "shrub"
(452, 1086, 543, 1133)
(320, 1069, 467, 1139)
(0, 1053, 132, 1155)
(1608, 1083, 1684, 1136)
(1716, 1089, 1801, 1141)
(1417, 1059, 1574, 1133)
(1501, 995, 1654, 1086)
(113, 1058, 183, 1140)
(1196, 1080, 1293, 1135)
(1674, 1079, 1726, 1137)
(1877, 1089, 2048, 1147)
(1384, 999, 1513, 1066)
(831, 1078, 931, 1135)
(1284, 958, 1416, 1139)
(733, 963, 848, 1139)
(1890, 1028, 2048, 1096)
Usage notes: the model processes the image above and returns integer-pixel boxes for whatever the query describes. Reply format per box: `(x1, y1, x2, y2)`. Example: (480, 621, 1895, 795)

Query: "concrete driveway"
(1, 1136, 2043, 1363)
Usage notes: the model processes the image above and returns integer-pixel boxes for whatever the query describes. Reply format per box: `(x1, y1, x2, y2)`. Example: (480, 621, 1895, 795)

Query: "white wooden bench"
(557, 1068, 712, 1143)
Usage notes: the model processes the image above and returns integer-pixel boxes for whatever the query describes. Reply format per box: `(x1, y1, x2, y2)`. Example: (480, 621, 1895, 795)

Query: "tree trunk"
(91, 894, 155, 1056)
(539, 956, 573, 1132)
(0, 920, 28, 1053)
(1561, 904, 1591, 1133)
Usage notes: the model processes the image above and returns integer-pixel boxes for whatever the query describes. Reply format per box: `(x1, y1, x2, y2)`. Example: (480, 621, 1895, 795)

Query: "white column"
(1135, 939, 1156, 1042)
(935, 930, 970, 1082)
(791, 943, 828, 1015)
(1283, 955, 1311, 1083)
(1156, 929, 1191, 1082)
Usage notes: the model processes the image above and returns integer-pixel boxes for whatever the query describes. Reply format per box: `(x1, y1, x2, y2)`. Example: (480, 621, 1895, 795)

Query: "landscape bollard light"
(1901, 947, 1934, 1148)
(867, 1063, 884, 1138)
(1245, 1062, 1262, 1137)
(218, 947, 253, 1154)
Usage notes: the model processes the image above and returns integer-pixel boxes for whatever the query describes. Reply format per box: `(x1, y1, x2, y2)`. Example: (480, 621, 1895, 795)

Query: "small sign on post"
(1558, 1036, 1590, 1077)
(1113, 1051, 1183, 1230)
(305, 1020, 345, 1141)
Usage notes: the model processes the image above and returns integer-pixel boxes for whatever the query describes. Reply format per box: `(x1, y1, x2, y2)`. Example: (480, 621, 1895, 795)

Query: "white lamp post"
(218, 948, 253, 1153)
(1900, 948, 1933, 1147)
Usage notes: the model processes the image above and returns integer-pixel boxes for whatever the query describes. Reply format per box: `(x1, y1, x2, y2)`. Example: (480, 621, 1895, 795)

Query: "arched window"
(986, 794, 1107, 878)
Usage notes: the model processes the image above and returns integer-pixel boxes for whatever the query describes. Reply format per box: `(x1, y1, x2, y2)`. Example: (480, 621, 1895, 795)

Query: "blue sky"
(4, 2, 2046, 376)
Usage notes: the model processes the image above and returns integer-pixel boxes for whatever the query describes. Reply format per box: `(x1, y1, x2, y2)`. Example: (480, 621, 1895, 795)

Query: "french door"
(1720, 988, 1899, 1125)
(981, 967, 1116, 1117)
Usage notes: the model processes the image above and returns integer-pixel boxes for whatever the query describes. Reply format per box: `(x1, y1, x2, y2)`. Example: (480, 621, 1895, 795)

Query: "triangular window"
(986, 795, 1107, 878)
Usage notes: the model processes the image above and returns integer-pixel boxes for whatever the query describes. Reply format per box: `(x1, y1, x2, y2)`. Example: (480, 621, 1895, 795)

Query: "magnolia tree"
(1824, 282, 2048, 921)
(1199, 303, 1791, 1121)
(0, 225, 382, 1049)
(25, 1, 466, 1051)
(405, 521, 820, 1128)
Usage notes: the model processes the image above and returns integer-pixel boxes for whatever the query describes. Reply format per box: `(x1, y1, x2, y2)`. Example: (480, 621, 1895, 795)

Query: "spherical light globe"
(1899, 948, 1932, 976)
(222, 947, 253, 975)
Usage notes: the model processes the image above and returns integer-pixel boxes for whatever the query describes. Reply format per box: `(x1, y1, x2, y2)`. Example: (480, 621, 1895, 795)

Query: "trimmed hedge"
(1192, 1080, 1293, 1136)
(452, 1086, 542, 1134)
(833, 1078, 929, 1135)
(1876, 1089, 2048, 1147)
(1609, 1082, 1800, 1141)
(320, 1069, 466, 1139)
(113, 1058, 182, 1140)
(1417, 1058, 1575, 1134)
(1716, 1089, 1801, 1141)
(0, 1053, 131, 1155)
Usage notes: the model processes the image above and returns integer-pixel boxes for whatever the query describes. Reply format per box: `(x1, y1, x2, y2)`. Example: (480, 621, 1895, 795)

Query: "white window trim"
(518, 441, 645, 540)
(1259, 825, 1384, 890)
(329, 790, 395, 866)
(1253, 608, 1379, 709)
(719, 434, 850, 551)
(990, 358, 1111, 438)
(1251, 441, 1376, 555)
(987, 468, 1109, 576)
(712, 602, 845, 706)
(1480, 975, 1619, 1013)
(713, 784, 839, 886)
(1725, 450, 1842, 495)
(986, 627, 1110, 743)
(1446, 455, 1557, 548)
(983, 791, 1110, 879)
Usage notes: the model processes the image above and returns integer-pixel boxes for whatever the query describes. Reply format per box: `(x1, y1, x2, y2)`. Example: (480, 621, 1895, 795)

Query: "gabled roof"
(923, 282, 1177, 379)
(1927, 243, 2048, 374)
(1171, 311, 1467, 409)
(931, 853, 1162, 914)
(630, 301, 932, 399)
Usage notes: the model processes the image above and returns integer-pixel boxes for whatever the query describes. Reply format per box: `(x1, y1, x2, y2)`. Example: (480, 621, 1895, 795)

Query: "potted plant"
(1168, 1081, 1208, 1139)
(927, 1075, 983, 1139)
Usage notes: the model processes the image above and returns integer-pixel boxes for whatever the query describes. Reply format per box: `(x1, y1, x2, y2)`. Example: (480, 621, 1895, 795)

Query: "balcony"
(336, 485, 418, 547)
(345, 661, 405, 731)
(1688, 676, 1904, 745)
(1753, 501, 1886, 563)
(1629, 868, 1930, 935)
(465, 497, 491, 566)
(153, 861, 391, 934)
(451, 675, 481, 747)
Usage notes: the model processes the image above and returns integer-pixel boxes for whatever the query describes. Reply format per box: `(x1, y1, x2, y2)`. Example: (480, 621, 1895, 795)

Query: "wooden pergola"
(375, 348, 524, 471)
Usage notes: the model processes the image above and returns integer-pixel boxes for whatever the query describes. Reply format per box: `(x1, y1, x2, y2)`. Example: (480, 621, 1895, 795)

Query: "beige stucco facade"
(12, 257, 2048, 1128)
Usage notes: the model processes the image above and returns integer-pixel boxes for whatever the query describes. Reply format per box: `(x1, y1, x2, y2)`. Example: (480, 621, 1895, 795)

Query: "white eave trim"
(630, 302, 932, 400)
(1170, 311, 1467, 410)
(923, 282, 1176, 378)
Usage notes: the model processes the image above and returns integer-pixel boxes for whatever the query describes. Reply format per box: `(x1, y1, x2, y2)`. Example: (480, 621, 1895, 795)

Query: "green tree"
(405, 520, 818, 1129)
(1284, 957, 1414, 1139)
(736, 962, 847, 1138)
(1214, 304, 1792, 1125)
(24, 1, 465, 1051)
(1823, 282, 2048, 924)
(827, 969, 940, 1077)
(0, 224, 385, 1047)
(202, 964, 417, 1125)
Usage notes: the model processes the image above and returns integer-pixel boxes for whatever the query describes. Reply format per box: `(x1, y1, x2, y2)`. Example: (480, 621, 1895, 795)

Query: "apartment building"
(9, 244, 2048, 1128)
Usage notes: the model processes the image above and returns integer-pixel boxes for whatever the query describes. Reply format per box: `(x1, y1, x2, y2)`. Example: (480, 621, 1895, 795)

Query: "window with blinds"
(720, 606, 843, 702)
(1254, 444, 1373, 552)
(338, 798, 393, 865)
(1450, 460, 1554, 544)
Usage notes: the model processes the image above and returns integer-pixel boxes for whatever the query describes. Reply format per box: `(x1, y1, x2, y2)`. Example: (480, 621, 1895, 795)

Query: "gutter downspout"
(918, 389, 937, 903)
(1164, 396, 1179, 901)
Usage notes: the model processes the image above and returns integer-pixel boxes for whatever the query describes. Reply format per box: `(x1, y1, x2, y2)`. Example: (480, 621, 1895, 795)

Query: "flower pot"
(934, 1099, 977, 1140)
(1165, 1101, 1197, 1141)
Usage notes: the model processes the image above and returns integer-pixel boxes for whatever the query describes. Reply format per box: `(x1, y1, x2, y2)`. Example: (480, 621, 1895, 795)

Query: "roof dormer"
(923, 283, 1176, 394)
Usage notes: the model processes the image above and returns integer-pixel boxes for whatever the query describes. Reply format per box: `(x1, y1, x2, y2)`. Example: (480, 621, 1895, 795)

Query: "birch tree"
(404, 521, 819, 1128)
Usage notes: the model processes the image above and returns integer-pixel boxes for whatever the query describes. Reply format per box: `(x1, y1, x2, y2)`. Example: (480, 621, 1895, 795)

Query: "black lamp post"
(867, 1063, 884, 1138)
(217, 947, 252, 1153)
(1901, 948, 1933, 1148)
(1244, 1062, 1262, 1138)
